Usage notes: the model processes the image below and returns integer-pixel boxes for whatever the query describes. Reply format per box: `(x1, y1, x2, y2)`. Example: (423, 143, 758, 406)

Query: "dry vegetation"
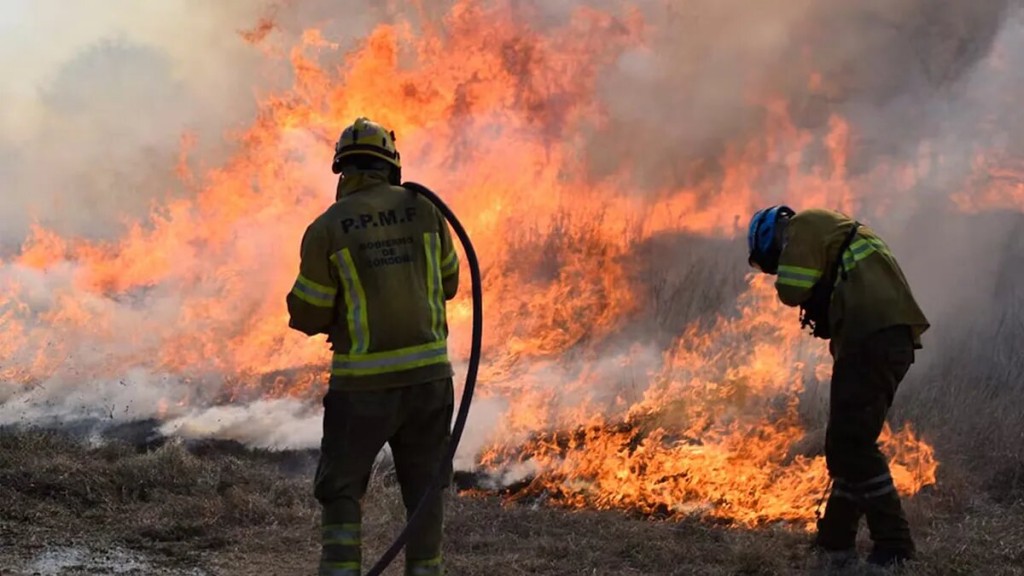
(0, 426, 1021, 576)
(3, 216, 1024, 575)
(6, 220, 1024, 575)
(3, 3, 1024, 575)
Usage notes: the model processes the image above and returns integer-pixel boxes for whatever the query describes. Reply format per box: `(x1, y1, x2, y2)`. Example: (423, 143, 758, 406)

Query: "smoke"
(1, 0, 1023, 480)
(0, 0, 396, 443)
(582, 0, 1024, 379)
(0, 1, 265, 244)
(158, 398, 322, 450)
(587, 0, 1016, 193)
(0, 0, 404, 246)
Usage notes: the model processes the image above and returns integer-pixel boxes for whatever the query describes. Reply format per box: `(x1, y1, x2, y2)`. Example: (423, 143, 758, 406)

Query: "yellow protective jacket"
(775, 208, 930, 354)
(286, 170, 459, 391)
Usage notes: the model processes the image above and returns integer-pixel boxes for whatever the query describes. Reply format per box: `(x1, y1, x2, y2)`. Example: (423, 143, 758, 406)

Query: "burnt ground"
(0, 428, 1022, 576)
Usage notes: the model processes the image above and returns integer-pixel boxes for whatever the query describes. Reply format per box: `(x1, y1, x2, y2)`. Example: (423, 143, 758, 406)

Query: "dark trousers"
(314, 378, 454, 576)
(816, 326, 916, 554)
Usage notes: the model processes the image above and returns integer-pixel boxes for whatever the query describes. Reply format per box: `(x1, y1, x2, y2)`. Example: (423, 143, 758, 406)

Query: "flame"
(478, 276, 938, 526)
(0, 0, 973, 527)
(954, 153, 1024, 213)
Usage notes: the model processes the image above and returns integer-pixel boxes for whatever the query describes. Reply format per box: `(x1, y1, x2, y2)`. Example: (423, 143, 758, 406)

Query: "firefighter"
(286, 117, 460, 576)
(746, 206, 930, 568)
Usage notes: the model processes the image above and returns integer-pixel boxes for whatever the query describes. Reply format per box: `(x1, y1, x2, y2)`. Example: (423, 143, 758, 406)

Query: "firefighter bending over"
(286, 117, 459, 576)
(747, 206, 930, 569)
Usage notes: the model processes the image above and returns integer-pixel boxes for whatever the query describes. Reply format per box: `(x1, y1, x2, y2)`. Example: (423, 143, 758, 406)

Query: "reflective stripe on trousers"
(320, 563, 360, 576)
(832, 472, 897, 501)
(407, 555, 444, 576)
(323, 522, 361, 546)
(321, 522, 361, 576)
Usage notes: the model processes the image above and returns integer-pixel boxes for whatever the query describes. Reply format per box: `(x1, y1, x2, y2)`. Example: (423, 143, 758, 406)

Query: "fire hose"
(363, 182, 483, 576)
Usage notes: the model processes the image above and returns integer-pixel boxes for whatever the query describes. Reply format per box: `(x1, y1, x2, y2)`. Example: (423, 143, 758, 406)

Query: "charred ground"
(1, 426, 1022, 576)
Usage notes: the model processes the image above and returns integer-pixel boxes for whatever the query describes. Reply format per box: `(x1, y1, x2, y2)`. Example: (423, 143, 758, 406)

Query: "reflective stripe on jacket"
(775, 208, 930, 352)
(287, 169, 459, 390)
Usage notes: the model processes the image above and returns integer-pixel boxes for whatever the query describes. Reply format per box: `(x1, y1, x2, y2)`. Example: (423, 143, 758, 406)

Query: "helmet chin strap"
(757, 251, 781, 275)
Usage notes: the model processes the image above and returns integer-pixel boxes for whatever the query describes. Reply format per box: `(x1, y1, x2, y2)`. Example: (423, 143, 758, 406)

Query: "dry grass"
(1, 427, 1022, 575)
(0, 429, 319, 574)
(3, 215, 1023, 574)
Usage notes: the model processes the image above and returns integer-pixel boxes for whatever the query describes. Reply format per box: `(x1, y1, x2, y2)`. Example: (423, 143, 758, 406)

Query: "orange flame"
(0, 0, 961, 527)
(479, 276, 938, 526)
(954, 153, 1024, 213)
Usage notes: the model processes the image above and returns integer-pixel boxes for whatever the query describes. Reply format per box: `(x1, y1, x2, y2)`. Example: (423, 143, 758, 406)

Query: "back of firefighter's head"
(747, 204, 795, 275)
(331, 117, 402, 185)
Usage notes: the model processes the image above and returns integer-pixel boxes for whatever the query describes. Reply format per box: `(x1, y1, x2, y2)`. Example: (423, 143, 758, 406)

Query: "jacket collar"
(336, 169, 391, 200)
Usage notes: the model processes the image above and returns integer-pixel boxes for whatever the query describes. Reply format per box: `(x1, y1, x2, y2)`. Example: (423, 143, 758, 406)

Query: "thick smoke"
(588, 0, 1015, 191)
(2, 0, 1023, 478)
(586, 0, 1024, 369)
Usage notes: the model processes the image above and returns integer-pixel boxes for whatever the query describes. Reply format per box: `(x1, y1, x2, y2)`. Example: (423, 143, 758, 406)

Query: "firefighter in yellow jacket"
(287, 117, 459, 576)
(747, 206, 930, 568)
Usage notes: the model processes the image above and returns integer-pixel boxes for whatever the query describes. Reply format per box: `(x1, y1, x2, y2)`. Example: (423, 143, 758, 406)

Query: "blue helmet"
(747, 205, 794, 274)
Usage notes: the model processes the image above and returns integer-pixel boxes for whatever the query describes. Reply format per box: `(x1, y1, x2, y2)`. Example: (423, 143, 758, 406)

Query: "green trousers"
(314, 378, 454, 576)
(816, 325, 916, 556)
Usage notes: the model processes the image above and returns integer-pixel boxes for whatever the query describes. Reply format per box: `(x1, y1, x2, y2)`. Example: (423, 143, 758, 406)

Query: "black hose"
(363, 181, 483, 576)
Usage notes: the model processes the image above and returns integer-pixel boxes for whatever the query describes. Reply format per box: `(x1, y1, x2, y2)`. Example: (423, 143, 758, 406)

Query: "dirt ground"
(1, 428, 1022, 576)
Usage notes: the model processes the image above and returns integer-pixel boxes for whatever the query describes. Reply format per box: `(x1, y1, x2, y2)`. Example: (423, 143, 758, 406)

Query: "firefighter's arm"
(286, 222, 338, 336)
(438, 212, 460, 301)
(775, 218, 825, 307)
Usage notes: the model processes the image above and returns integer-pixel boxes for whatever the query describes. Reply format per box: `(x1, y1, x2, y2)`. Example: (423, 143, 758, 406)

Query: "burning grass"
(3, 2, 1024, 572)
(1, 427, 1022, 575)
